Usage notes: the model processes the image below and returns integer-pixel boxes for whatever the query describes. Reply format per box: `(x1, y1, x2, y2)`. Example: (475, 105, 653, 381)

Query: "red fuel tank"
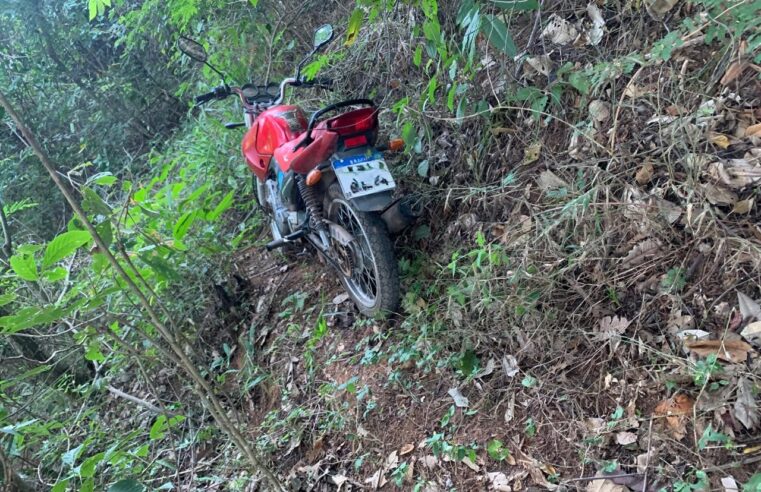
(242, 105, 308, 181)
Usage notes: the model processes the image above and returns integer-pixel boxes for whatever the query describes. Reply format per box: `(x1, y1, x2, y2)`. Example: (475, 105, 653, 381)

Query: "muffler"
(381, 195, 423, 235)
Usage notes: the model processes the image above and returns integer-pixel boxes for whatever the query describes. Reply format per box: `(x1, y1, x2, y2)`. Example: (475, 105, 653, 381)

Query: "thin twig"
(107, 385, 178, 416)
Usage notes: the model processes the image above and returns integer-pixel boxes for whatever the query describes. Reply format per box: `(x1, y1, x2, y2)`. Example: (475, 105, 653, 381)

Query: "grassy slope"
(145, 0, 761, 490)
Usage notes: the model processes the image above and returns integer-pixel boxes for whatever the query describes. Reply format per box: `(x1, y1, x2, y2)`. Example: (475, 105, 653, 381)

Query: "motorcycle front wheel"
(326, 189, 399, 317)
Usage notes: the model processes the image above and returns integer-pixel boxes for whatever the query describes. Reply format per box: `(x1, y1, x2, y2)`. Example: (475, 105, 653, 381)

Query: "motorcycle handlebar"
(194, 85, 230, 105)
(300, 77, 334, 89)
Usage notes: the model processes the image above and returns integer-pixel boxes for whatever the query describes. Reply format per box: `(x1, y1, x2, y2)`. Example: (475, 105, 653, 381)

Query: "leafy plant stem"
(0, 90, 287, 492)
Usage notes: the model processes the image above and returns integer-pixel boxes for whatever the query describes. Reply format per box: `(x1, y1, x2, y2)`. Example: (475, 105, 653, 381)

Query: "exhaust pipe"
(381, 195, 423, 235)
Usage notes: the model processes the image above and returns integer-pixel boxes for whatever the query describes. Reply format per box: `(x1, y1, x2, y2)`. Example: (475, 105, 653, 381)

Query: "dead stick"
(107, 385, 178, 416)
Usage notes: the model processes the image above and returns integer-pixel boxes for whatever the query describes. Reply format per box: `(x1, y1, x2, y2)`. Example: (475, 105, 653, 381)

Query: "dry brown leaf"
(523, 142, 542, 165)
(721, 62, 748, 86)
(385, 450, 399, 470)
(738, 291, 761, 321)
(709, 133, 732, 149)
(684, 339, 753, 364)
(524, 55, 552, 78)
(364, 469, 387, 488)
(741, 321, 761, 342)
(332, 474, 349, 490)
(615, 431, 638, 446)
(462, 456, 480, 472)
(703, 183, 738, 206)
(721, 476, 740, 492)
(422, 455, 438, 468)
(746, 123, 761, 138)
(596, 316, 630, 343)
(709, 159, 761, 189)
(657, 199, 682, 224)
(541, 14, 578, 45)
(734, 377, 759, 430)
(624, 84, 647, 99)
(622, 239, 662, 268)
(537, 170, 568, 191)
(635, 161, 654, 185)
(448, 387, 469, 407)
(732, 198, 754, 214)
(645, 0, 678, 19)
(654, 394, 694, 440)
(400, 443, 415, 456)
(488, 472, 512, 492)
(589, 100, 611, 124)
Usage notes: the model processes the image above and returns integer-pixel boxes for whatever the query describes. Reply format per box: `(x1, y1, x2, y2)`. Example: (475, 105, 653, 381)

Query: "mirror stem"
(205, 62, 227, 82)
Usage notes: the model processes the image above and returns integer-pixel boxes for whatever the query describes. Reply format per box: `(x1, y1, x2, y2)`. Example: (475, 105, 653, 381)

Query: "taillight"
(343, 134, 368, 149)
(328, 108, 377, 136)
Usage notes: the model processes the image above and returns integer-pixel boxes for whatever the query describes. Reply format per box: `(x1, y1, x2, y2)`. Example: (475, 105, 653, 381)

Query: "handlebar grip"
(195, 92, 216, 105)
(194, 85, 229, 105)
(311, 77, 334, 88)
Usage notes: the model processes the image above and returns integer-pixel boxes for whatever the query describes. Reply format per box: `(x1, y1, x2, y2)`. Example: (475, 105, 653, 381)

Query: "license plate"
(331, 151, 396, 199)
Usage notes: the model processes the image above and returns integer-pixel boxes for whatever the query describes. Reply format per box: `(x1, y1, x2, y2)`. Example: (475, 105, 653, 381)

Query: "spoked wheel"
(327, 195, 399, 316)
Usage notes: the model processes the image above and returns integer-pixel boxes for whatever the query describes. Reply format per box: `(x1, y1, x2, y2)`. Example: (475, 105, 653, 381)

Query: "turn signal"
(389, 138, 404, 151)
(306, 168, 322, 186)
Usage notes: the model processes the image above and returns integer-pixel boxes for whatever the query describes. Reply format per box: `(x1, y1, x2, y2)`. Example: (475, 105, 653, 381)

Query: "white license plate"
(332, 151, 396, 199)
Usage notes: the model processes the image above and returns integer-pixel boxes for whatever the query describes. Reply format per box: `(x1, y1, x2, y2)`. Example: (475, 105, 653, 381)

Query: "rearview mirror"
(178, 36, 208, 63)
(313, 24, 334, 50)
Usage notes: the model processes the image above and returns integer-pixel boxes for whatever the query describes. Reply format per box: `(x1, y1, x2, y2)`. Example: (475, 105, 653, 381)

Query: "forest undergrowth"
(1, 0, 761, 490)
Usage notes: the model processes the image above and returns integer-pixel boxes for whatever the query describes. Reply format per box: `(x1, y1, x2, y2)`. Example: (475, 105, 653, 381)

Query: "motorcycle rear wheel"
(327, 187, 399, 316)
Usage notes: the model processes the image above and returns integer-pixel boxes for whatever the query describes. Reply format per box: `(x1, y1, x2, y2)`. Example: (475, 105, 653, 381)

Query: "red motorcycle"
(179, 25, 419, 315)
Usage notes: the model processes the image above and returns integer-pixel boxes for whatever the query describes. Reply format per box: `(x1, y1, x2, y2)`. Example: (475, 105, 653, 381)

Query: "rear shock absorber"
(296, 175, 327, 232)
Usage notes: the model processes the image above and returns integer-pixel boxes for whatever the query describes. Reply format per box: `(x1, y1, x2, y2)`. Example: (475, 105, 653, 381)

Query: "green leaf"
(10, 254, 38, 281)
(417, 160, 430, 178)
(149, 415, 167, 440)
(490, 0, 538, 10)
(96, 220, 113, 249)
(79, 453, 104, 478)
(63, 443, 85, 467)
(85, 343, 106, 362)
(0, 305, 68, 334)
(81, 478, 95, 492)
(480, 14, 516, 57)
(402, 122, 417, 148)
(108, 479, 146, 492)
(42, 267, 68, 282)
(0, 293, 17, 307)
(172, 210, 198, 241)
(426, 76, 438, 104)
(206, 190, 235, 221)
(487, 439, 510, 461)
(460, 350, 478, 376)
(568, 71, 591, 95)
(413, 45, 423, 67)
(89, 173, 117, 187)
(447, 83, 457, 112)
(43, 230, 91, 268)
(88, 0, 97, 20)
(52, 479, 69, 492)
(82, 187, 112, 216)
(345, 9, 364, 46)
(0, 365, 51, 390)
(521, 374, 537, 387)
(744, 473, 761, 492)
